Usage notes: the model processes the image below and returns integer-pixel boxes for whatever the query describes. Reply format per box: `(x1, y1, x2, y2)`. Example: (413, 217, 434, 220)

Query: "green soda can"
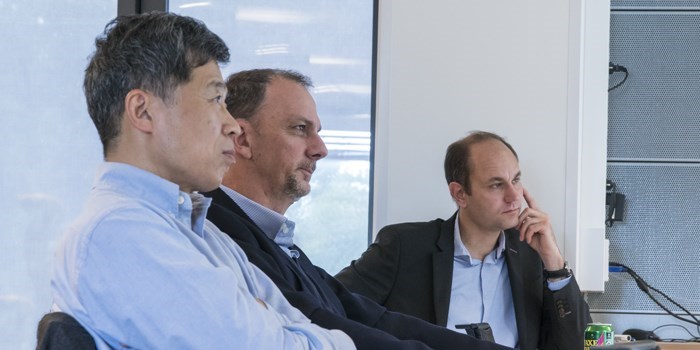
(584, 323, 614, 350)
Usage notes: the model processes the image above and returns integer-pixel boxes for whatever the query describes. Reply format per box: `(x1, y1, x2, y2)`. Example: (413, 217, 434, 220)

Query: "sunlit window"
(0, 2, 372, 347)
(0, 2, 117, 347)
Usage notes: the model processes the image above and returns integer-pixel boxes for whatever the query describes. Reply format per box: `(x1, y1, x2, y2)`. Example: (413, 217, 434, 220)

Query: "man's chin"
(196, 180, 222, 194)
(504, 218, 520, 231)
(284, 182, 311, 201)
(296, 186, 311, 198)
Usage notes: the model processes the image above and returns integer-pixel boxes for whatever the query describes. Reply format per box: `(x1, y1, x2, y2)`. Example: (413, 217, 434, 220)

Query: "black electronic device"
(623, 329, 661, 342)
(605, 180, 625, 227)
(590, 339, 659, 350)
(455, 323, 495, 342)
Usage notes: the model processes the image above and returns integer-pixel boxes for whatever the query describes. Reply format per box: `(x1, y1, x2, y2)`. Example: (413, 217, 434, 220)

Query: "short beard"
(283, 174, 310, 202)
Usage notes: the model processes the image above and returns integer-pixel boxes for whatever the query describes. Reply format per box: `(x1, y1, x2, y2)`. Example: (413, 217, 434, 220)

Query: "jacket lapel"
(207, 188, 347, 316)
(433, 212, 457, 326)
(206, 188, 305, 285)
(206, 188, 254, 223)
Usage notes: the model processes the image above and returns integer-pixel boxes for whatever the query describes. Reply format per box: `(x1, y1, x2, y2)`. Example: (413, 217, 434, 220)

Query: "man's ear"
(233, 118, 254, 160)
(124, 89, 155, 133)
(448, 181, 468, 208)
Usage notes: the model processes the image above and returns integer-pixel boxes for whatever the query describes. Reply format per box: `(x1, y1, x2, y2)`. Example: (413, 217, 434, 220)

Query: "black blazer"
(335, 213, 592, 350)
(205, 189, 511, 350)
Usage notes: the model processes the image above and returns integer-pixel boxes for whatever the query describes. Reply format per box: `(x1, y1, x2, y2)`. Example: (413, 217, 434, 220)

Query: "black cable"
(616, 263, 699, 326)
(652, 324, 700, 342)
(609, 262, 700, 331)
(608, 63, 629, 92)
(610, 262, 700, 329)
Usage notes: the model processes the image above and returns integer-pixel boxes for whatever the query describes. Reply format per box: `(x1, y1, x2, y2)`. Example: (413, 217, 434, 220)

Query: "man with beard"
(205, 68, 511, 350)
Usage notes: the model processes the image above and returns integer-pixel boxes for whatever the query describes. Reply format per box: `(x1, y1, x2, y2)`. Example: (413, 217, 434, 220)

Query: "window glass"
(0, 1, 117, 347)
(173, 1, 374, 274)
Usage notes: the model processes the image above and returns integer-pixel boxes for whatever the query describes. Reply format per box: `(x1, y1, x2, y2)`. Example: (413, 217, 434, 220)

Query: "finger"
(518, 208, 537, 222)
(520, 215, 545, 239)
(518, 209, 540, 232)
(518, 218, 526, 240)
(523, 188, 540, 210)
(518, 215, 536, 240)
(520, 219, 534, 243)
(523, 222, 547, 245)
(522, 187, 531, 208)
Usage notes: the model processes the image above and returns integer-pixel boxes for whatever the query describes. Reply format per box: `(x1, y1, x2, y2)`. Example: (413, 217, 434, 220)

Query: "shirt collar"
(95, 162, 212, 235)
(452, 215, 507, 264)
(219, 185, 294, 245)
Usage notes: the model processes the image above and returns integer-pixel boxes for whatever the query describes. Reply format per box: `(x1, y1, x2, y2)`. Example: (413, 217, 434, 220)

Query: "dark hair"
(84, 11, 230, 156)
(444, 131, 518, 194)
(224, 69, 312, 121)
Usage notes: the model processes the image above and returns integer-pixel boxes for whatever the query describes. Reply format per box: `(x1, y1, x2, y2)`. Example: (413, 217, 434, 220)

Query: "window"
(0, 2, 118, 347)
(1, 2, 373, 346)
(173, 1, 375, 274)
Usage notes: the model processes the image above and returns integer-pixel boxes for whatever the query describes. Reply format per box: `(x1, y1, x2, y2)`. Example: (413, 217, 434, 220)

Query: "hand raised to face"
(517, 188, 565, 271)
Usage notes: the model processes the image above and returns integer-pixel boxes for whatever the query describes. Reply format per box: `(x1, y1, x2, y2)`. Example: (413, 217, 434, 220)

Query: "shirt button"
(178, 195, 185, 205)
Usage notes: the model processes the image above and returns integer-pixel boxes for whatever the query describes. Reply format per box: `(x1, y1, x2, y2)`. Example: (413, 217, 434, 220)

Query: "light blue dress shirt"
(220, 186, 299, 258)
(51, 162, 354, 350)
(446, 217, 570, 349)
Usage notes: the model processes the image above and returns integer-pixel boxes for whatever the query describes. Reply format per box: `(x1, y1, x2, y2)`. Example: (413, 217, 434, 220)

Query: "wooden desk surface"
(658, 343, 700, 350)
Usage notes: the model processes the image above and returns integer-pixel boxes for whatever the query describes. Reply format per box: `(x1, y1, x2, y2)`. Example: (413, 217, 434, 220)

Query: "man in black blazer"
(205, 69, 510, 350)
(336, 132, 592, 350)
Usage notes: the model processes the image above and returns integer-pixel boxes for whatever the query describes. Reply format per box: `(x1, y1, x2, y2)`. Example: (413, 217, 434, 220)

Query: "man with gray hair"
(50, 12, 354, 349)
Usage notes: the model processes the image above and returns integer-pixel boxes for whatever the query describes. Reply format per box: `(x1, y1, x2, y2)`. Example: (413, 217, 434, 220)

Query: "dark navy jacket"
(205, 188, 511, 350)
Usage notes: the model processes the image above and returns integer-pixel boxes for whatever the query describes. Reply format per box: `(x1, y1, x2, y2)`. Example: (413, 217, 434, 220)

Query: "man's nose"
(504, 183, 520, 202)
(222, 109, 241, 136)
(309, 132, 328, 160)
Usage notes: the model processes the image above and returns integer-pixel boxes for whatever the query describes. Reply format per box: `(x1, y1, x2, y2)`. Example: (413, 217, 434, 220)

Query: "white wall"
(373, 0, 610, 291)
